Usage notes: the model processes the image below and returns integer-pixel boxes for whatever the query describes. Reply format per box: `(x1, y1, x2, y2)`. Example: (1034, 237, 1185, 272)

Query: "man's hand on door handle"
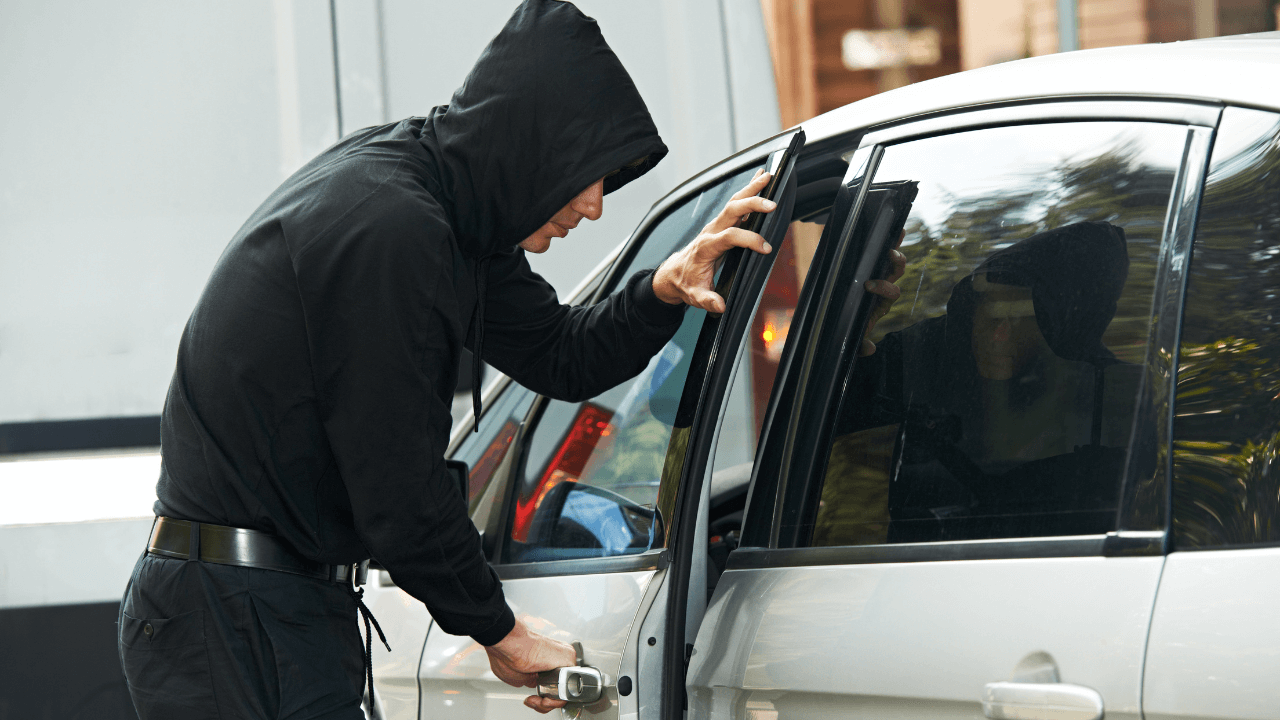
(485, 617, 578, 713)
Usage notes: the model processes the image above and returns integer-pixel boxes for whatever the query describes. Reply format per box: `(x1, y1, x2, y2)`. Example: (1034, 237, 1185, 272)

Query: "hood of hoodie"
(944, 220, 1130, 364)
(423, 0, 668, 259)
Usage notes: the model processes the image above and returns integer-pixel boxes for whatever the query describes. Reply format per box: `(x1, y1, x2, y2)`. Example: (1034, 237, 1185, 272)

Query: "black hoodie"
(154, 0, 682, 645)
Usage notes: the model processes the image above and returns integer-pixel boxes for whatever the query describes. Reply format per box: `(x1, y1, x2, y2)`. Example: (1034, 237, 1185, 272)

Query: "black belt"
(146, 516, 368, 586)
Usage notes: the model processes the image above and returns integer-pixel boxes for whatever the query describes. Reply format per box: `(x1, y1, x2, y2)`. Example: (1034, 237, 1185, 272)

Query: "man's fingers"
(705, 173, 773, 232)
(728, 171, 771, 202)
(717, 195, 777, 228)
(532, 638, 577, 671)
(524, 696, 568, 714)
(885, 249, 907, 284)
(859, 337, 878, 357)
(688, 287, 726, 314)
(707, 227, 772, 256)
(709, 193, 775, 233)
(866, 279, 901, 304)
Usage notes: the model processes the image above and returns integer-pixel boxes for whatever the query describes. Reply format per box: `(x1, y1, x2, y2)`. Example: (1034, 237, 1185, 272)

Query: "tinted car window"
(503, 164, 764, 564)
(807, 121, 1187, 546)
(1174, 106, 1280, 549)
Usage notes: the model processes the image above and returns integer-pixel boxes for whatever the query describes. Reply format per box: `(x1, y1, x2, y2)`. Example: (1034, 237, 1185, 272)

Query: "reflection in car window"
(503, 163, 763, 564)
(452, 383, 536, 509)
(807, 121, 1187, 547)
(1175, 107, 1280, 549)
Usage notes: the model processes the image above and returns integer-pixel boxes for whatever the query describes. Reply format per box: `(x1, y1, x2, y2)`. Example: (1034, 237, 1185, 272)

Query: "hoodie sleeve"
(294, 198, 514, 646)
(478, 250, 687, 402)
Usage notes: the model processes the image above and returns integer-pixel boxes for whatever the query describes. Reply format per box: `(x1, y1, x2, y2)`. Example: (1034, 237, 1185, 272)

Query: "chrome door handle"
(537, 642, 605, 704)
(982, 681, 1103, 720)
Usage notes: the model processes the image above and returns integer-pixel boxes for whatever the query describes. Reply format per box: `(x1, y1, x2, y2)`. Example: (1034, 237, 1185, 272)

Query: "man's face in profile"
(519, 178, 606, 254)
(970, 275, 1042, 380)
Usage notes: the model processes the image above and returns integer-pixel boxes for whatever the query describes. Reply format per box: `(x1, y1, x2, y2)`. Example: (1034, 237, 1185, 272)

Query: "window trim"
(492, 548, 668, 580)
(749, 101, 1222, 564)
(858, 98, 1220, 148)
(726, 530, 1165, 569)
(1116, 124, 1216, 535)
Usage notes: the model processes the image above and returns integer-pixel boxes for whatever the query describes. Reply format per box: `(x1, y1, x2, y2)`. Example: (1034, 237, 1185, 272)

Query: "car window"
(1174, 106, 1280, 549)
(502, 163, 764, 564)
(450, 270, 610, 522)
(452, 383, 536, 509)
(802, 120, 1188, 547)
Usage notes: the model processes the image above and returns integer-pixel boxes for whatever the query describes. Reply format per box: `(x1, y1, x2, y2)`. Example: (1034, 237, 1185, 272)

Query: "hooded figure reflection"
(838, 220, 1141, 541)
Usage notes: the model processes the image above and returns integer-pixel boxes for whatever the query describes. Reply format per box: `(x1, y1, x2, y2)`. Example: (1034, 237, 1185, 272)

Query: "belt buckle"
(328, 560, 370, 587)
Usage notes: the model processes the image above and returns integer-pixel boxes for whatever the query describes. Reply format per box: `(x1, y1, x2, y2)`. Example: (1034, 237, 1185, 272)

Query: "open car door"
(408, 130, 805, 720)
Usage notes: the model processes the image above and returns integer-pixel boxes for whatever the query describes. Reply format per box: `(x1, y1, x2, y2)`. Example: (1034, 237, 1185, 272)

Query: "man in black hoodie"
(117, 2, 781, 718)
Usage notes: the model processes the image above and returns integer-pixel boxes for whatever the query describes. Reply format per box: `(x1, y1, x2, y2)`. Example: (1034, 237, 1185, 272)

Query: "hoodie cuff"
(471, 603, 517, 647)
(630, 269, 687, 327)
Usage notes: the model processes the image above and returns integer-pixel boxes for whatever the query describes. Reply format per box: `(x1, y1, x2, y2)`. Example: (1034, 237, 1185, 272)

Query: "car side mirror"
(530, 480, 658, 557)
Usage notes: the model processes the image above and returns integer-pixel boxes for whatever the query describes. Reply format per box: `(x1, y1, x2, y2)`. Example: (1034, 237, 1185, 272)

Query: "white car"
(362, 33, 1280, 720)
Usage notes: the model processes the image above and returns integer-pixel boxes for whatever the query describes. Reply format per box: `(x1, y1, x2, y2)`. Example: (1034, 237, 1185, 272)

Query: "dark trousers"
(118, 553, 366, 719)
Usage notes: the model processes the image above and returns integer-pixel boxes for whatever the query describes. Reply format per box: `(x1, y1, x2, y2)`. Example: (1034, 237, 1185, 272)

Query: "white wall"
(0, 0, 339, 424)
(0, 0, 778, 426)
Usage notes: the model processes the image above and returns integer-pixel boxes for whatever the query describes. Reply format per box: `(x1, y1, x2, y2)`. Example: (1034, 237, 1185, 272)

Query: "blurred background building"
(760, 0, 1279, 127)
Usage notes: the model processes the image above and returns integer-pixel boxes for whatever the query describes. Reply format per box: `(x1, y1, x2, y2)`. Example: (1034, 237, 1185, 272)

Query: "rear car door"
(1142, 106, 1280, 720)
(414, 131, 803, 720)
(689, 100, 1218, 720)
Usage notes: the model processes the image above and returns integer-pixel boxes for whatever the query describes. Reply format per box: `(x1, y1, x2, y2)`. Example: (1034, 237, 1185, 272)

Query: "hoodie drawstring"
(470, 257, 490, 431)
(353, 586, 391, 716)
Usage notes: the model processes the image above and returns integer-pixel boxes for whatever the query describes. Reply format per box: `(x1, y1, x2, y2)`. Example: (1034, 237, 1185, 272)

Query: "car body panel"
(1143, 547, 1280, 720)
(689, 557, 1165, 720)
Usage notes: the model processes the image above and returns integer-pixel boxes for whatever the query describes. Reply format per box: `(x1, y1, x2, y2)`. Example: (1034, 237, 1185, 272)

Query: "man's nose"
(573, 179, 604, 221)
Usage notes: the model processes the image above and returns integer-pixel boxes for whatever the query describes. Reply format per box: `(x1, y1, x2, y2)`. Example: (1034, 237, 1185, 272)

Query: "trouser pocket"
(120, 609, 220, 719)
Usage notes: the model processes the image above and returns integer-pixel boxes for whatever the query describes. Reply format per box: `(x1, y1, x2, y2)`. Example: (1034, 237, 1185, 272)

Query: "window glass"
(451, 269, 610, 531)
(503, 164, 763, 564)
(452, 383, 536, 509)
(808, 121, 1187, 546)
(1175, 106, 1280, 549)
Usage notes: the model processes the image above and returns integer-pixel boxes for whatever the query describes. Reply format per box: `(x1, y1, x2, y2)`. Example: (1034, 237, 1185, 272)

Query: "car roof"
(804, 32, 1280, 144)
(654, 34, 1280, 212)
